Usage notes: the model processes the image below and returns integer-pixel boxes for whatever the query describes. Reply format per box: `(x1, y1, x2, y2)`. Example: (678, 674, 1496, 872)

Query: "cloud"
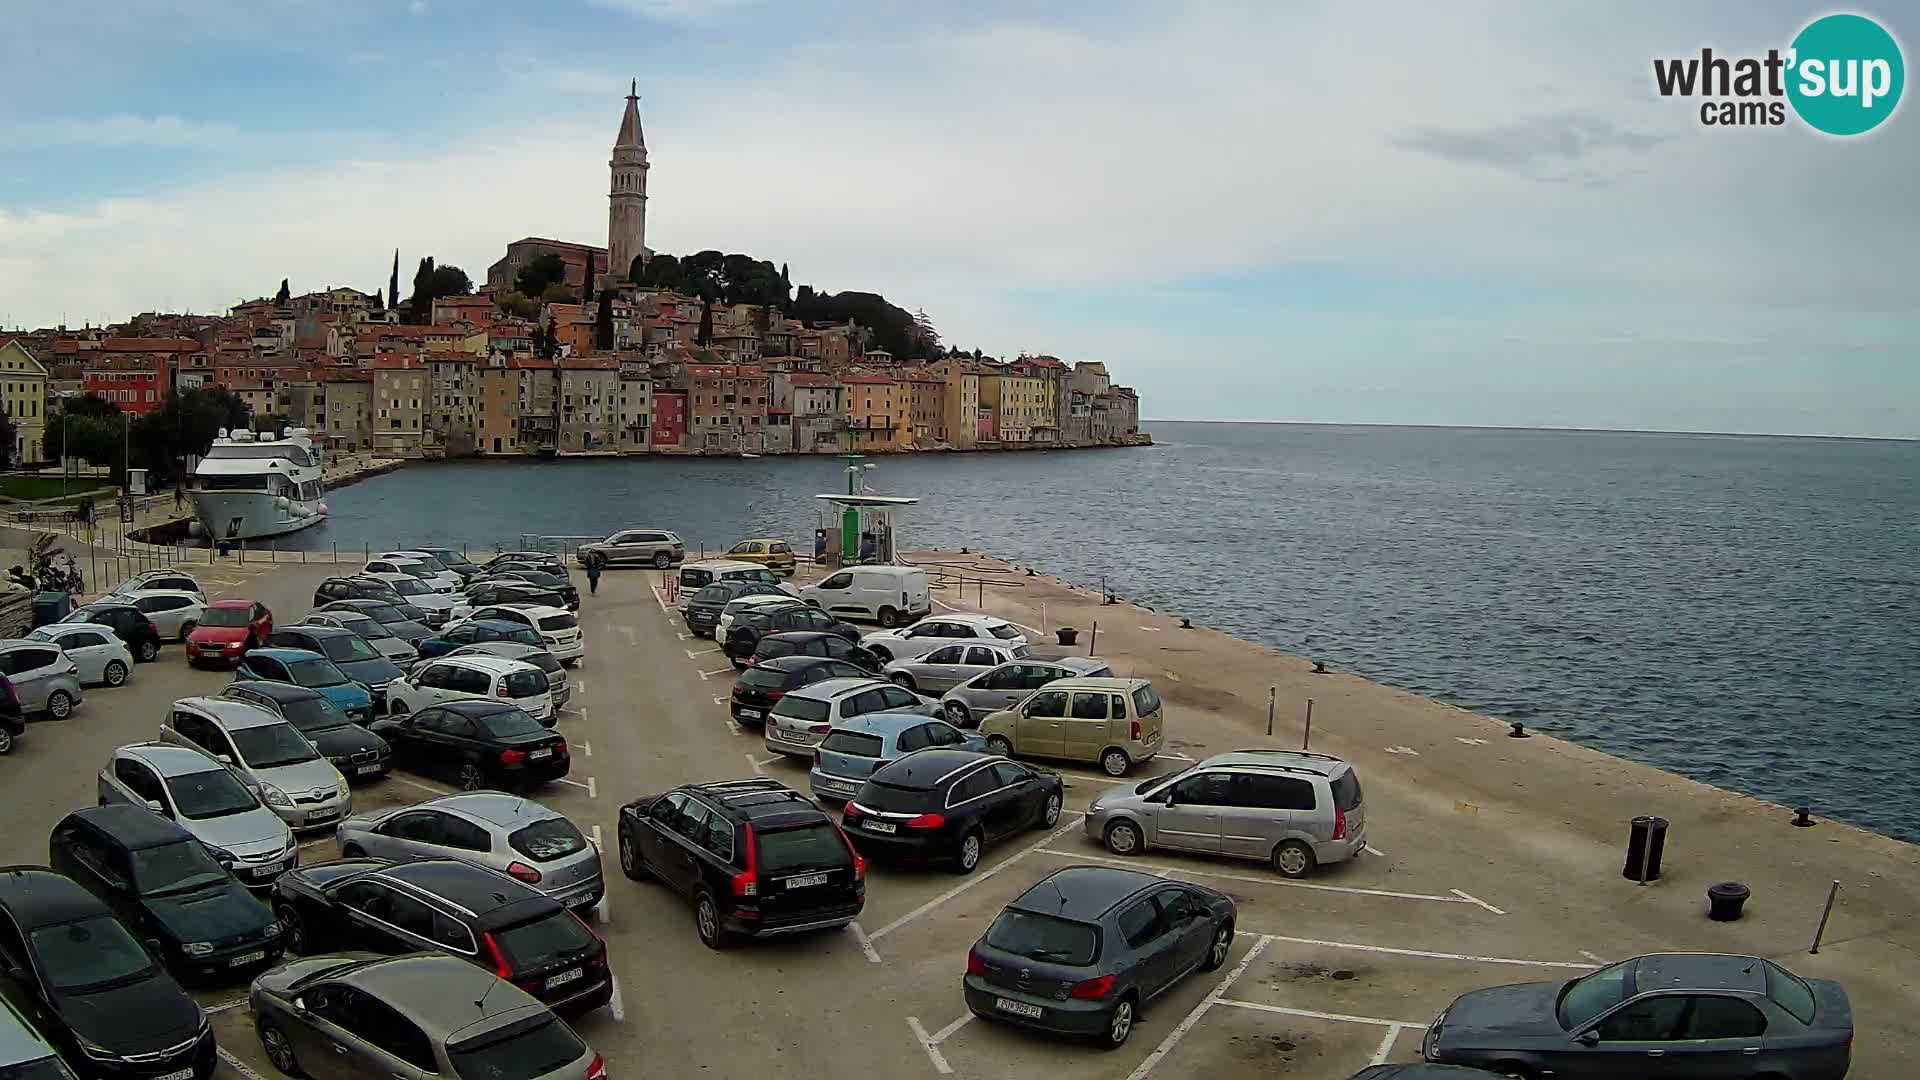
(1393, 111, 1670, 181)
(5, 114, 241, 148)
(586, 0, 756, 22)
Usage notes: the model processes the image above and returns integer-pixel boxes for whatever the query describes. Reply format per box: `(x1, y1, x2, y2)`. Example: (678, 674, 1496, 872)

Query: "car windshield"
(0, 1055, 80, 1080)
(286, 657, 348, 688)
(1138, 765, 1194, 795)
(525, 653, 561, 675)
(985, 909, 1098, 965)
(537, 613, 576, 632)
(387, 577, 432, 596)
(357, 604, 406, 625)
(755, 823, 851, 876)
(505, 670, 548, 698)
(231, 722, 319, 767)
(509, 818, 588, 861)
(448, 1016, 584, 1080)
(771, 696, 830, 723)
(1009, 645, 1033, 659)
(821, 731, 885, 757)
(694, 585, 734, 603)
(987, 623, 1022, 640)
(1557, 959, 1635, 1030)
(132, 840, 230, 896)
(478, 707, 544, 738)
(408, 556, 448, 572)
(29, 916, 155, 992)
(171, 768, 259, 818)
(340, 615, 393, 640)
(316, 634, 379, 663)
(491, 911, 595, 969)
(200, 607, 252, 628)
(280, 696, 352, 734)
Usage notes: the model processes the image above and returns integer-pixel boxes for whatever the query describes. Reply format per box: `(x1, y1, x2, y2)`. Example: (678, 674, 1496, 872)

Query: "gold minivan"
(978, 677, 1164, 777)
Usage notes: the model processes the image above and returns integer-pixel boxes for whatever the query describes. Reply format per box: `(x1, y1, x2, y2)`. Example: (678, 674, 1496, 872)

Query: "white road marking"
(218, 1048, 267, 1080)
(849, 921, 882, 964)
(754, 754, 782, 767)
(650, 587, 672, 614)
(1364, 843, 1387, 857)
(1137, 626, 1160, 632)
(609, 977, 626, 1022)
(1124, 934, 1273, 1080)
(387, 774, 455, 797)
(1250, 933, 1596, 969)
(906, 1017, 952, 1075)
(1385, 745, 1420, 755)
(1455, 737, 1488, 746)
(685, 647, 722, 659)
(205, 997, 247, 1014)
(587, 776, 597, 799)
(1036, 849, 1492, 909)
(869, 814, 1085, 943)
(589, 824, 602, 851)
(579, 740, 592, 757)
(1216, 998, 1428, 1028)
(713, 696, 728, 706)
(931, 1013, 973, 1044)
(1161, 752, 1196, 762)
(572, 680, 586, 696)
(1579, 949, 1607, 964)
(745, 753, 765, 776)
(698, 667, 734, 679)
(677, 632, 693, 641)
(1450, 888, 1506, 915)
(1369, 1024, 1407, 1065)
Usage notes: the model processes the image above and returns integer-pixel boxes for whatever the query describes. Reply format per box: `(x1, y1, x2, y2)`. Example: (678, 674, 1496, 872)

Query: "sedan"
(232, 648, 374, 723)
(318, 599, 434, 645)
(336, 791, 604, 912)
(861, 613, 1027, 664)
(724, 605, 861, 667)
(370, 699, 570, 792)
(27, 622, 133, 687)
(884, 640, 1033, 695)
(0, 640, 82, 719)
(939, 656, 1115, 727)
(1424, 953, 1853, 1079)
(809, 713, 984, 804)
(300, 609, 419, 667)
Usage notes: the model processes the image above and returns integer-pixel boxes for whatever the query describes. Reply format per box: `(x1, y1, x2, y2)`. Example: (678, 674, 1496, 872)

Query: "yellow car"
(725, 538, 797, 576)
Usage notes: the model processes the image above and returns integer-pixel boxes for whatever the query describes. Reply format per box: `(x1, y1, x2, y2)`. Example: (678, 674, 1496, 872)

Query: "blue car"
(810, 709, 985, 803)
(233, 647, 375, 723)
(414, 618, 545, 659)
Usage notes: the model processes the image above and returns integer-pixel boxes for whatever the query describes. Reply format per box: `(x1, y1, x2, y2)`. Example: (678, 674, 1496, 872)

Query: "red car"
(185, 600, 273, 666)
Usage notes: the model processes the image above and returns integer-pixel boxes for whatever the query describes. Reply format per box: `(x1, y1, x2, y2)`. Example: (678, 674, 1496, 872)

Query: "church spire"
(616, 80, 644, 148)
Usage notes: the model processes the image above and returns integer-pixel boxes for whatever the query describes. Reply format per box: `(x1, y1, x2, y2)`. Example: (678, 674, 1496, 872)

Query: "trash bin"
(31, 591, 71, 628)
(1622, 815, 1668, 882)
(1056, 627, 1079, 647)
(1707, 881, 1750, 921)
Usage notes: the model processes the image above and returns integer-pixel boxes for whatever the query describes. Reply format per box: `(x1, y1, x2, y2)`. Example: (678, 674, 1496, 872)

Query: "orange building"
(842, 373, 909, 451)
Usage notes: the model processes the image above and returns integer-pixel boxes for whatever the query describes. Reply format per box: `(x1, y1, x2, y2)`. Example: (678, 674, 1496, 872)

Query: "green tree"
(65, 393, 120, 419)
(595, 292, 615, 351)
(697, 296, 713, 346)
(0, 409, 16, 467)
(516, 254, 568, 299)
(539, 283, 577, 304)
(637, 252, 678, 290)
(496, 291, 541, 320)
(128, 387, 253, 485)
(388, 249, 400, 310)
(404, 258, 472, 322)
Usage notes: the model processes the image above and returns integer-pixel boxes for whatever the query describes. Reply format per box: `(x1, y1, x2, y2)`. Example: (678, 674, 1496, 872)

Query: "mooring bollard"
(1809, 880, 1840, 953)
(1624, 815, 1668, 884)
(1509, 720, 1529, 738)
(1707, 881, 1751, 921)
(1793, 807, 1816, 828)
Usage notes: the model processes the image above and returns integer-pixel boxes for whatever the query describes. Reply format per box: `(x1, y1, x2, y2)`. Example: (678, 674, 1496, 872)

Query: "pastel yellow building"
(979, 369, 1048, 443)
(0, 339, 50, 465)
(843, 373, 911, 450)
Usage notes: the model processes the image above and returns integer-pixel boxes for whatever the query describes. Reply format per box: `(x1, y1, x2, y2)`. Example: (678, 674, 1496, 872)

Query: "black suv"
(318, 598, 434, 644)
(220, 681, 391, 779)
(724, 607, 861, 667)
(845, 749, 1064, 873)
(729, 655, 872, 727)
(683, 581, 790, 638)
(461, 582, 567, 611)
(748, 630, 881, 672)
(471, 568, 578, 609)
(313, 576, 414, 612)
(61, 603, 163, 662)
(617, 778, 865, 949)
(48, 806, 282, 981)
(270, 857, 612, 1013)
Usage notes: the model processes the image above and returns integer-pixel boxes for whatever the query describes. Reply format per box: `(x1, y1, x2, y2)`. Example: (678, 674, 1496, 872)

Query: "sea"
(287, 423, 1920, 842)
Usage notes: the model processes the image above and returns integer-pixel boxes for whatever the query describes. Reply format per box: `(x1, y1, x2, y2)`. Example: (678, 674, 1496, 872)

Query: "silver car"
(250, 953, 601, 1080)
(1084, 749, 1369, 879)
(884, 640, 1034, 696)
(577, 527, 683, 568)
(159, 696, 351, 832)
(0, 639, 84, 718)
(335, 791, 605, 912)
(764, 677, 935, 759)
(808, 711, 984, 803)
(96, 741, 298, 890)
(113, 589, 208, 641)
(302, 610, 419, 667)
(448, 642, 570, 709)
(117, 568, 206, 600)
(937, 655, 1113, 728)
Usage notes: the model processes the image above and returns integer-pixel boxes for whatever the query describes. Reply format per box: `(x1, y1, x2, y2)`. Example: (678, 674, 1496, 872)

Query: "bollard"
(1793, 807, 1816, 828)
(1707, 881, 1751, 922)
(301, 547, 307, 564)
(1303, 697, 1314, 750)
(1087, 620, 1098, 656)
(1266, 687, 1276, 737)
(1509, 721, 1529, 738)
(271, 538, 277, 563)
(332, 542, 338, 565)
(1624, 816, 1668, 883)
(1808, 880, 1840, 953)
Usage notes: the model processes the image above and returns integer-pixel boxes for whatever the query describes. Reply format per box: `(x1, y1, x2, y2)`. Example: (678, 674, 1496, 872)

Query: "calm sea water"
(294, 424, 1920, 841)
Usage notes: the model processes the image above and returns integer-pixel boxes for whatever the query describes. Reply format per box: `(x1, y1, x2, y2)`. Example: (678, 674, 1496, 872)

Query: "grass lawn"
(0, 473, 109, 501)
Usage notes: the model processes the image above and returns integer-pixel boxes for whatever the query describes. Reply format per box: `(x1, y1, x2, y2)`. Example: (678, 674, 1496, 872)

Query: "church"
(485, 83, 651, 296)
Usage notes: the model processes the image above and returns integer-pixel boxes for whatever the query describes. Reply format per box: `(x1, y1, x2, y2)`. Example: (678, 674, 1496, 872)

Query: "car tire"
(389, 698, 409, 716)
(868, 645, 893, 664)
(1035, 791, 1062, 829)
(619, 828, 650, 881)
(276, 904, 308, 954)
(1272, 840, 1316, 879)
(136, 640, 159, 662)
(1104, 820, 1143, 856)
(1488, 1064, 1538, 1080)
(1199, 920, 1234, 972)
(340, 843, 365, 858)
(1097, 995, 1137, 1051)
(45, 691, 73, 720)
(457, 763, 485, 791)
(103, 660, 128, 687)
(178, 621, 197, 643)
(877, 606, 900, 629)
(653, 551, 672, 569)
(985, 735, 1013, 757)
(695, 891, 733, 949)
(889, 672, 916, 692)
(953, 829, 984, 875)
(943, 701, 972, 727)
(0, 729, 12, 755)
(258, 1018, 303, 1077)
(1100, 747, 1131, 777)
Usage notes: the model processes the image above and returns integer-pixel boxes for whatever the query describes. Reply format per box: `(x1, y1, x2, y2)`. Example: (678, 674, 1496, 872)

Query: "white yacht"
(189, 427, 329, 541)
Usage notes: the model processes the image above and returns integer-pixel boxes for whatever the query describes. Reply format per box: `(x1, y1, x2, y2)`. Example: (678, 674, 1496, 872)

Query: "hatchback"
(159, 696, 351, 832)
(110, 591, 206, 642)
(219, 681, 391, 780)
(453, 582, 568, 620)
(371, 699, 570, 791)
(376, 551, 467, 589)
(861, 613, 1027, 664)
(365, 556, 461, 594)
(729, 655, 872, 727)
(617, 777, 865, 949)
(1087, 749, 1367, 878)
(0, 640, 83, 719)
(884, 640, 1034, 695)
(27, 623, 134, 688)
(808, 713, 984, 804)
(722, 537, 797, 576)
(183, 599, 273, 667)
(313, 575, 406, 609)
(261, 625, 405, 709)
(415, 618, 543, 659)
(59, 602, 163, 662)
(674, 560, 781, 610)
(300, 609, 418, 667)
(363, 572, 457, 624)
(232, 647, 375, 723)
(724, 605, 860, 667)
(451, 605, 582, 664)
(843, 749, 1062, 874)
(748, 630, 881, 672)
(386, 655, 554, 724)
(980, 677, 1165, 777)
(939, 656, 1115, 727)
(964, 866, 1236, 1050)
(469, 568, 579, 610)
(97, 741, 297, 889)
(250, 953, 605, 1080)
(117, 569, 205, 599)
(763, 678, 932, 760)
(449, 642, 571, 710)
(713, 592, 805, 643)
(318, 598, 434, 645)
(336, 792, 604, 912)
(0, 868, 215, 1080)
(414, 546, 482, 579)
(683, 581, 788, 638)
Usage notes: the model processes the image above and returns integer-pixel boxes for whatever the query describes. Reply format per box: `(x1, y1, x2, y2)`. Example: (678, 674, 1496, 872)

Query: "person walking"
(174, 481, 185, 511)
(585, 549, 604, 596)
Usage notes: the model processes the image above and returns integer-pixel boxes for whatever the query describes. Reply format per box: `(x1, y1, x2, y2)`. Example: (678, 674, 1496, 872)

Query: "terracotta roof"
(689, 364, 766, 379)
(424, 351, 477, 364)
(372, 354, 421, 370)
(102, 337, 199, 352)
(509, 357, 557, 370)
(841, 373, 897, 385)
(785, 373, 841, 388)
(318, 369, 373, 384)
(505, 237, 608, 256)
(559, 355, 619, 370)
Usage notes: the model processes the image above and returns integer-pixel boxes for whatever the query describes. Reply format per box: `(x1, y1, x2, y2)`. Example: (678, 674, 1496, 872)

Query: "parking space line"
(206, 997, 247, 1014)
(1369, 1024, 1406, 1066)
(1215, 998, 1427, 1029)
(650, 587, 672, 614)
(1125, 934, 1272, 1080)
(218, 1048, 267, 1080)
(577, 739, 592, 757)
(849, 921, 882, 964)
(1449, 889, 1506, 915)
(869, 814, 1085, 943)
(1364, 843, 1386, 857)
(930, 1013, 972, 1044)
(698, 667, 734, 679)
(677, 632, 693, 641)
(754, 754, 781, 768)
(1249, 933, 1597, 970)
(1035, 849, 1492, 909)
(685, 647, 722, 658)
(906, 1017, 953, 1075)
(746, 753, 764, 776)
(1579, 949, 1606, 963)
(609, 977, 626, 1022)
(387, 774, 455, 798)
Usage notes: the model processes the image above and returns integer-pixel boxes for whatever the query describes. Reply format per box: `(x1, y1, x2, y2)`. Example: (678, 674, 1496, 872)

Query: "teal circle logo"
(1787, 13, 1905, 136)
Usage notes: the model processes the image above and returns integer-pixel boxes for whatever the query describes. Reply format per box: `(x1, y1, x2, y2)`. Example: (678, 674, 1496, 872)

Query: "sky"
(1, 1, 1915, 437)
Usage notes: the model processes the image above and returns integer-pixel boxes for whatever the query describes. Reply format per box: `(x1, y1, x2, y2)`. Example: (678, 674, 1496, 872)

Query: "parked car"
(682, 580, 788, 638)
(159, 696, 351, 832)
(183, 599, 273, 667)
(964, 865, 1236, 1050)
(318, 598, 434, 645)
(1424, 953, 1853, 1080)
(763, 678, 934, 759)
(0, 868, 216, 1080)
(415, 618, 543, 660)
(249, 953, 605, 1080)
(884, 640, 1035, 695)
(385, 654, 555, 724)
(468, 568, 578, 610)
(117, 568, 206, 600)
(748, 630, 881, 672)
(336, 792, 604, 912)
(300, 608, 419, 667)
(722, 537, 797, 576)
(49, 806, 282, 979)
(0, 678, 22, 755)
(939, 656, 1114, 727)
(577, 528, 684, 569)
(810, 715, 984, 803)
(269, 858, 612, 1013)
(979, 677, 1165, 777)
(313, 575, 407, 609)
(232, 647, 375, 723)
(861, 613, 1027, 664)
(371, 699, 569, 791)
(724, 605, 860, 667)
(800, 565, 931, 627)
(674, 560, 782, 610)
(448, 605, 582, 665)
(729, 655, 872, 728)
(454, 582, 568, 619)
(110, 591, 206, 642)
(1087, 749, 1367, 878)
(482, 551, 568, 575)
(714, 592, 808, 644)
(376, 551, 467, 589)
(0, 987, 74, 1080)
(413, 546, 482, 579)
(616, 777, 865, 949)
(96, 741, 297, 889)
(0, 640, 82, 719)
(365, 556, 460, 594)
(262, 625, 405, 709)
(363, 572, 457, 624)
(59, 601, 163, 662)
(1349, 1067, 1501, 1078)
(27, 622, 133, 688)
(220, 681, 392, 780)
(843, 749, 1061, 872)
(448, 642, 571, 709)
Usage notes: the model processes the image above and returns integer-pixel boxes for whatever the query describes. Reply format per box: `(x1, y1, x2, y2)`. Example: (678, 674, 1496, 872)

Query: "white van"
(801, 566, 932, 628)
(675, 559, 786, 611)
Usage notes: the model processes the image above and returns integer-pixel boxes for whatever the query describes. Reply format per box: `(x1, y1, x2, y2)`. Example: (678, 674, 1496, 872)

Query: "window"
(669, 797, 711, 841)
(964, 646, 1000, 667)
(509, 818, 586, 861)
(1595, 994, 1688, 1041)
(948, 769, 996, 804)
(1680, 996, 1767, 1039)
(1236, 774, 1317, 811)
(1132, 683, 1162, 715)
(379, 892, 439, 942)
(354, 992, 439, 1072)
(983, 909, 1098, 965)
(1764, 961, 1817, 1024)
(990, 762, 1030, 787)
(1069, 692, 1109, 720)
(384, 811, 444, 843)
(700, 814, 734, 860)
(1330, 769, 1364, 812)
(1116, 899, 1167, 948)
(440, 815, 492, 852)
(895, 724, 933, 753)
(1169, 772, 1234, 807)
(1024, 690, 1068, 718)
(1559, 960, 1634, 1029)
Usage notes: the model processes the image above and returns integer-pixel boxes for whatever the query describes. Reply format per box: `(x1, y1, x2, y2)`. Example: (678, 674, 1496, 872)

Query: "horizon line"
(1140, 419, 1919, 445)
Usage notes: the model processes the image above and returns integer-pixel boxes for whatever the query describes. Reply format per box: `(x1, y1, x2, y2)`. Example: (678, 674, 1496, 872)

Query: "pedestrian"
(859, 531, 877, 563)
(586, 550, 604, 596)
(174, 481, 185, 510)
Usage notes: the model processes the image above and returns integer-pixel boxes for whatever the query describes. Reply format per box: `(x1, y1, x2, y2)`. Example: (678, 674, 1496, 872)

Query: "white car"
(116, 569, 207, 602)
(448, 604, 582, 664)
(109, 589, 208, 641)
(385, 654, 555, 724)
(716, 593, 805, 642)
(377, 551, 469, 588)
(363, 572, 458, 625)
(27, 623, 134, 687)
(859, 613, 1029, 664)
(365, 556, 461, 594)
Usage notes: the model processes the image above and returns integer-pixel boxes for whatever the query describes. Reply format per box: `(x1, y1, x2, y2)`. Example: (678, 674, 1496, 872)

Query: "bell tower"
(608, 80, 649, 286)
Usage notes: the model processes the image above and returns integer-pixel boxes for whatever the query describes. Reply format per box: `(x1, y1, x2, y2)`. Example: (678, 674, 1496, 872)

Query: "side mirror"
(144, 937, 164, 958)
(1576, 1030, 1600, 1048)
(1163, 790, 1179, 808)
(144, 799, 165, 814)
(216, 754, 233, 766)
(292, 997, 307, 1012)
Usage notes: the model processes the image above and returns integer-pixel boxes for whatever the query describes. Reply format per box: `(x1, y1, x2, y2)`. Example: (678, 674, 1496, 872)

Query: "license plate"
(785, 872, 829, 889)
(994, 997, 1043, 1019)
(545, 968, 583, 990)
(357, 764, 382, 775)
(248, 865, 277, 879)
(158, 1069, 194, 1080)
(863, 820, 896, 834)
(530, 748, 553, 759)
(738, 707, 761, 718)
(306, 810, 335, 823)
(230, 950, 266, 966)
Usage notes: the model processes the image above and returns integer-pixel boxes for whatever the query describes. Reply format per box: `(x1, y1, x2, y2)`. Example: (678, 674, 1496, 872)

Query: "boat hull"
(190, 492, 328, 541)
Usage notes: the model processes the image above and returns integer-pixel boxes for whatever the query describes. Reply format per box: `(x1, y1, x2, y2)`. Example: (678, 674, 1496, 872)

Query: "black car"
(460, 582, 568, 612)
(481, 552, 567, 574)
(725, 607, 862, 666)
(617, 777, 865, 949)
(749, 630, 882, 672)
(683, 581, 791, 638)
(845, 749, 1063, 873)
(313, 575, 404, 608)
(61, 603, 162, 662)
(729, 655, 873, 727)
(0, 675, 23, 756)
(220, 681, 391, 779)
(270, 857, 612, 1013)
(1349, 1067, 1502, 1078)
(371, 699, 570, 791)
(415, 619, 544, 659)
(0, 867, 216, 1079)
(48, 807, 281, 981)
(472, 568, 578, 609)
(318, 599, 434, 644)
(262, 625, 405, 707)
